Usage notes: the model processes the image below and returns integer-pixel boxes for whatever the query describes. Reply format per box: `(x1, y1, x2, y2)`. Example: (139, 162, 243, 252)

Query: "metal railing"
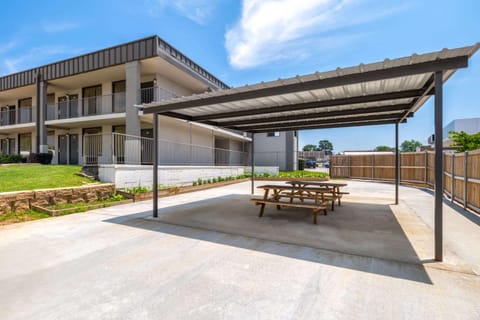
(83, 132, 249, 166)
(0, 109, 16, 126)
(140, 86, 178, 104)
(1, 86, 176, 126)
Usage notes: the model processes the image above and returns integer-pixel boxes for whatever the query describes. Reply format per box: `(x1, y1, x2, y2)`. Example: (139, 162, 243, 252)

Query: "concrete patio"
(0, 180, 479, 319)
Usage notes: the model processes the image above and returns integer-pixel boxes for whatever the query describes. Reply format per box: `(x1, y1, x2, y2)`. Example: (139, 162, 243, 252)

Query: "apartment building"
(0, 36, 251, 166)
(253, 131, 298, 171)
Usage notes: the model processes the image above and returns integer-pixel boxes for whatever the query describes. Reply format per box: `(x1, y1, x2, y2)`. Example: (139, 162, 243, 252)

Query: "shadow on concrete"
(104, 194, 432, 284)
(415, 187, 480, 227)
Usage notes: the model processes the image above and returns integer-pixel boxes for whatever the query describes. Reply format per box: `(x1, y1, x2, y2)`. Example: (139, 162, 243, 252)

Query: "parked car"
(305, 159, 317, 168)
(324, 161, 330, 168)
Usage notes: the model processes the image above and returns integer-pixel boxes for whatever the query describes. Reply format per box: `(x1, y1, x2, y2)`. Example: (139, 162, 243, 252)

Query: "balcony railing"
(0, 109, 16, 126)
(83, 132, 249, 166)
(19, 107, 32, 123)
(140, 86, 178, 104)
(1, 86, 177, 126)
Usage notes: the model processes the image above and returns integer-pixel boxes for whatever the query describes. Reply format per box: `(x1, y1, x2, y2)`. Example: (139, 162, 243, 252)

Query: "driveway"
(0, 181, 479, 319)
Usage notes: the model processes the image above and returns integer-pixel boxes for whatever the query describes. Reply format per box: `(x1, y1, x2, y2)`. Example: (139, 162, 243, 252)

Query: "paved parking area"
(0, 181, 479, 319)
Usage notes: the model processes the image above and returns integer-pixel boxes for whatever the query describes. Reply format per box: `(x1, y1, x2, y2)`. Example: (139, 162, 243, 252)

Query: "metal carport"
(141, 43, 479, 261)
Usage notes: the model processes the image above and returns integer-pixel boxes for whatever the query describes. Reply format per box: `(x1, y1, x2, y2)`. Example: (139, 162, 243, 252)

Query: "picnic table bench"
(250, 184, 331, 224)
(286, 180, 349, 208)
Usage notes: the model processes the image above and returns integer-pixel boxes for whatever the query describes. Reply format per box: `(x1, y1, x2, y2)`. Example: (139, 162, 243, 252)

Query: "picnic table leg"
(336, 187, 342, 206)
(313, 209, 318, 224)
(259, 188, 269, 217)
(273, 190, 282, 210)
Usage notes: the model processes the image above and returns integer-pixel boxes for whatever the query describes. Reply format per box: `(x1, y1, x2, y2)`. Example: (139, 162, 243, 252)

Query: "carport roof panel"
(142, 44, 479, 132)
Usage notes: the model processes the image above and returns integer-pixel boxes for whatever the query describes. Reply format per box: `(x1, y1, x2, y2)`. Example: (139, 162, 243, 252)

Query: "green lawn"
(278, 170, 329, 178)
(0, 165, 95, 192)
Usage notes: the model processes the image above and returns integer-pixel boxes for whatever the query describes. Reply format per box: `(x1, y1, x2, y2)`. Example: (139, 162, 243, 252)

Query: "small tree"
(375, 145, 393, 151)
(318, 140, 333, 155)
(400, 139, 422, 152)
(302, 144, 318, 151)
(449, 130, 480, 152)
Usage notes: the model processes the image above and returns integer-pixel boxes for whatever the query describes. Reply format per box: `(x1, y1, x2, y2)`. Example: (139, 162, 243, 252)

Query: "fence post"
(348, 155, 351, 178)
(371, 154, 375, 180)
(451, 153, 455, 203)
(424, 151, 428, 184)
(464, 151, 468, 210)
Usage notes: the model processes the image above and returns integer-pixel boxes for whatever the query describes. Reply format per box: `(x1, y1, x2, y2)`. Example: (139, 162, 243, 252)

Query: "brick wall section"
(0, 184, 115, 215)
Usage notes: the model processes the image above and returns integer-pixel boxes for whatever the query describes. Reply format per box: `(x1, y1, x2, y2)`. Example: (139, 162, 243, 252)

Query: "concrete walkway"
(0, 181, 479, 319)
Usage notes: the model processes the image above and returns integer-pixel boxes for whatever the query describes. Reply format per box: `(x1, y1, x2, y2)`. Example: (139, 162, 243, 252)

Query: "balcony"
(0, 107, 33, 127)
(1, 87, 177, 126)
(45, 93, 127, 121)
(140, 86, 178, 104)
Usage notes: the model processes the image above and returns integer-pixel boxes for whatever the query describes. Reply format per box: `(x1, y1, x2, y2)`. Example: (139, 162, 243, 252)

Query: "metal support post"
(434, 71, 444, 262)
(153, 113, 159, 218)
(395, 122, 399, 205)
(251, 134, 255, 194)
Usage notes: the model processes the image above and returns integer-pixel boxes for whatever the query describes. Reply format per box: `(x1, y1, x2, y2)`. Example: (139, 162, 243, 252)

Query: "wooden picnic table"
(250, 184, 331, 224)
(286, 180, 348, 208)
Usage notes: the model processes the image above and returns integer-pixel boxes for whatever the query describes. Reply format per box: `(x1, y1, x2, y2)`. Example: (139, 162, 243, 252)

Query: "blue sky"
(0, 0, 479, 152)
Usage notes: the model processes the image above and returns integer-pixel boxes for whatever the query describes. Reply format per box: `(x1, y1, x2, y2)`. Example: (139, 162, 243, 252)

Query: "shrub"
(28, 152, 53, 164)
(207, 179, 212, 184)
(298, 158, 306, 171)
(197, 178, 202, 185)
(0, 154, 23, 164)
(212, 178, 217, 183)
(202, 180, 208, 185)
(193, 181, 197, 186)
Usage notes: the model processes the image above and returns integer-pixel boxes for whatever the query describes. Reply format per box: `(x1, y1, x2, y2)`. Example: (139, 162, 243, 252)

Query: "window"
(18, 98, 32, 123)
(58, 94, 79, 119)
(82, 85, 102, 115)
(47, 131, 55, 151)
(112, 80, 126, 113)
(19, 133, 32, 154)
(267, 132, 280, 137)
(46, 94, 55, 120)
(141, 81, 155, 104)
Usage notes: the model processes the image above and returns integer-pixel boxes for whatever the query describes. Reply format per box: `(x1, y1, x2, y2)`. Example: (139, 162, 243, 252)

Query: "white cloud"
(225, 0, 406, 69)
(43, 22, 78, 33)
(148, 0, 217, 24)
(2, 46, 80, 74)
(0, 40, 18, 54)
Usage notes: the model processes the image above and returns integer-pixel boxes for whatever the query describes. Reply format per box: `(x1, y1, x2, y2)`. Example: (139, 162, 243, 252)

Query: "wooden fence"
(330, 150, 480, 213)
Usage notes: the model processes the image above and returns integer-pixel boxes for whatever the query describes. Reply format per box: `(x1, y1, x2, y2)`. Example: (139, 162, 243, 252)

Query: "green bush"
(28, 152, 53, 164)
(197, 178, 203, 185)
(0, 154, 23, 164)
(193, 181, 197, 186)
(298, 158, 306, 171)
(202, 180, 208, 185)
(207, 179, 212, 184)
(212, 178, 217, 183)
(125, 186, 151, 194)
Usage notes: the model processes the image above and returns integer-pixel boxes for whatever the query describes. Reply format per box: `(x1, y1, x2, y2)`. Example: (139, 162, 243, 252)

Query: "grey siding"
(0, 37, 158, 91)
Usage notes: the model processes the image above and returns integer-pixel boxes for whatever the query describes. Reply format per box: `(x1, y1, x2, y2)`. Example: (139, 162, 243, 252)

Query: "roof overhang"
(142, 44, 479, 133)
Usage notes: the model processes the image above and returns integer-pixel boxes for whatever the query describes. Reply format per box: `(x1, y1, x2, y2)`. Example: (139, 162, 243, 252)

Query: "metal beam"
(434, 71, 443, 262)
(399, 75, 435, 123)
(142, 56, 468, 114)
(221, 103, 412, 127)
(153, 113, 159, 218)
(193, 90, 423, 122)
(235, 113, 406, 131)
(251, 119, 399, 133)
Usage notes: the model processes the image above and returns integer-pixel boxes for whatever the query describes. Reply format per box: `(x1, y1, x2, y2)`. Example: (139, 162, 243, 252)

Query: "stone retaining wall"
(0, 184, 115, 215)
